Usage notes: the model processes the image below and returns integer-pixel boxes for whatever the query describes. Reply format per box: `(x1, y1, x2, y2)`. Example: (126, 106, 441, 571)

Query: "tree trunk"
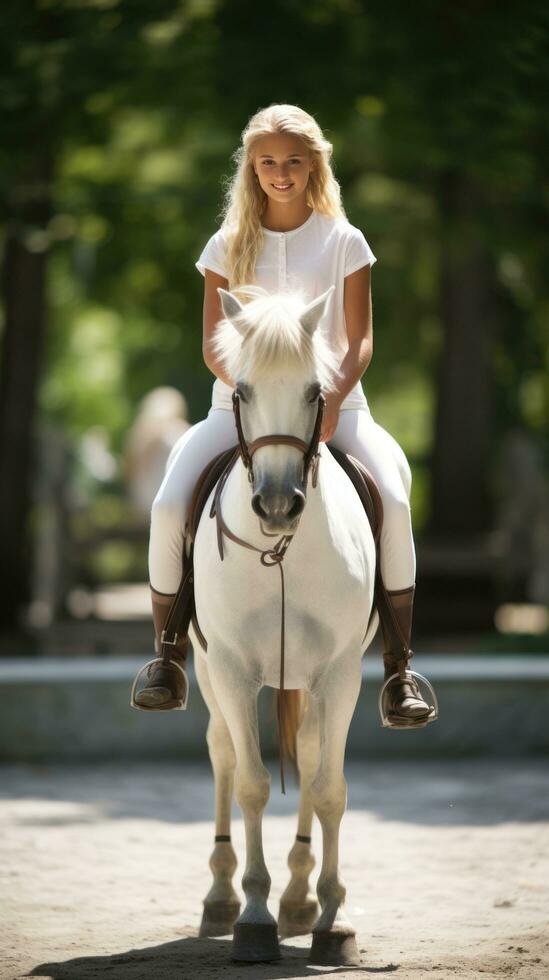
(0, 158, 51, 631)
(429, 172, 499, 536)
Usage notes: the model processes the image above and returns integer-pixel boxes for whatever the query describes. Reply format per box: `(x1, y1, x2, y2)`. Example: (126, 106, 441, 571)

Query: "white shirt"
(195, 208, 376, 410)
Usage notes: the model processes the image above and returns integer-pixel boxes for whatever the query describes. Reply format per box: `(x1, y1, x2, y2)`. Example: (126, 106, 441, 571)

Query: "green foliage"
(1, 0, 548, 545)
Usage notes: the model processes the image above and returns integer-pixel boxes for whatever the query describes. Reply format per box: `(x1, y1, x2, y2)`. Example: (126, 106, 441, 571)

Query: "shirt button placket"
(278, 233, 286, 288)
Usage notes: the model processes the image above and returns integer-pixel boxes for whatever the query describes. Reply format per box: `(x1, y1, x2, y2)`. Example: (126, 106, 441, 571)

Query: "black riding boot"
(378, 585, 436, 728)
(131, 586, 189, 710)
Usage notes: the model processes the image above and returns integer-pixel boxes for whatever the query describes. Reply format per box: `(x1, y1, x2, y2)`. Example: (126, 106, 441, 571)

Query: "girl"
(132, 103, 435, 726)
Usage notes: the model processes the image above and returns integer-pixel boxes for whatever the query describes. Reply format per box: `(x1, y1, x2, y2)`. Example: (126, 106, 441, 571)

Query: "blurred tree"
(0, 0, 547, 629)
(0, 0, 219, 627)
(358, 0, 549, 535)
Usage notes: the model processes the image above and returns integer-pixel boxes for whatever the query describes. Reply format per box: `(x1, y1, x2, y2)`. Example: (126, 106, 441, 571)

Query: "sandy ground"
(1, 759, 548, 980)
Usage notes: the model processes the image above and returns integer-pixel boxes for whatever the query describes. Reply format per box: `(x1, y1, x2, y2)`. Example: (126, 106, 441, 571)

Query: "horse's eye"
(306, 382, 321, 403)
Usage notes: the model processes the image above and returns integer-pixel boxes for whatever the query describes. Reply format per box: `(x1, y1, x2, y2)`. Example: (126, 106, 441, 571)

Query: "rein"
(209, 391, 325, 794)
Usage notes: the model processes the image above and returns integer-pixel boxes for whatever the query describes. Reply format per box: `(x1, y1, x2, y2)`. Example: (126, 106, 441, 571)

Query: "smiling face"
(252, 132, 314, 204)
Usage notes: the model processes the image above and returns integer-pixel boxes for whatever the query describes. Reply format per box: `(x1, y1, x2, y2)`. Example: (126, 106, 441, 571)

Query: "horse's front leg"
(309, 650, 363, 967)
(207, 647, 280, 963)
(279, 694, 320, 937)
(194, 652, 240, 937)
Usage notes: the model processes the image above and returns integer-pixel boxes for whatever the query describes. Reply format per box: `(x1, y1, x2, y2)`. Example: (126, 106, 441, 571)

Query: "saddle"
(158, 443, 385, 659)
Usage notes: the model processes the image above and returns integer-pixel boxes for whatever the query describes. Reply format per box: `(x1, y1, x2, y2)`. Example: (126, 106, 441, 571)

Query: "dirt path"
(1, 760, 548, 980)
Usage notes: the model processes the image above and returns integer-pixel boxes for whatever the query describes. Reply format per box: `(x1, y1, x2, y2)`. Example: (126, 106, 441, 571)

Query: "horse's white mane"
(212, 285, 340, 390)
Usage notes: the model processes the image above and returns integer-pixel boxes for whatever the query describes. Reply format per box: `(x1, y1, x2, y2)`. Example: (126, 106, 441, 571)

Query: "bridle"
(209, 387, 326, 795)
(231, 388, 326, 491)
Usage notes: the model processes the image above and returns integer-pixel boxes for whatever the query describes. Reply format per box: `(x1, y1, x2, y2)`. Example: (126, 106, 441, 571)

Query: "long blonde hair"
(218, 104, 347, 291)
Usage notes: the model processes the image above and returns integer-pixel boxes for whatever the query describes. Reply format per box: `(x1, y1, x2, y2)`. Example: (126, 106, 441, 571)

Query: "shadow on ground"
(28, 934, 401, 979)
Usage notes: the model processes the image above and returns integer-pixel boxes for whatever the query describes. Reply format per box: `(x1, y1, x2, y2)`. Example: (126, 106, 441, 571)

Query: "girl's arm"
(321, 264, 373, 441)
(201, 268, 236, 389)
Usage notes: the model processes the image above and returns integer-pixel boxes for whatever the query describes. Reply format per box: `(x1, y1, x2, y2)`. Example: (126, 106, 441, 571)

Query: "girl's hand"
(320, 392, 343, 443)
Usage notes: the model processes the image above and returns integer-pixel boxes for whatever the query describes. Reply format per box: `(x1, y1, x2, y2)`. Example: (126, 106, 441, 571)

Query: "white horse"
(190, 284, 378, 966)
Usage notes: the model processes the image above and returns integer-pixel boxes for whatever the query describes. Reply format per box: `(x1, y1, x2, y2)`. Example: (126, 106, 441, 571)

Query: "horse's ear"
(299, 285, 335, 335)
(217, 287, 245, 330)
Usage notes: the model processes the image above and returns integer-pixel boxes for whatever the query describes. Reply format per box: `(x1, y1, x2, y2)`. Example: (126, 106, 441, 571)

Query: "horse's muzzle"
(251, 486, 306, 532)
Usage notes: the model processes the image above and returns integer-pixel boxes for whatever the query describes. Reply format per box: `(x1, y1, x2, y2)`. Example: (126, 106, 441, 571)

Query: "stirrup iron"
(378, 668, 439, 729)
(130, 656, 189, 711)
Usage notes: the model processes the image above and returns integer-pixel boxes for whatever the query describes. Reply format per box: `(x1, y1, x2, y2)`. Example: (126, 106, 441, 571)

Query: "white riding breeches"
(148, 405, 416, 595)
(329, 409, 416, 590)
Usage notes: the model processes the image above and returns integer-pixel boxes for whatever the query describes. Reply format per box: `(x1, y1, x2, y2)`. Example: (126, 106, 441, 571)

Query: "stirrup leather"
(378, 668, 439, 729)
(130, 656, 189, 711)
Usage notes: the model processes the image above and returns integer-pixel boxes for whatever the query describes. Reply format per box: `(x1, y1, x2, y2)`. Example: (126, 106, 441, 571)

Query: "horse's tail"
(276, 689, 307, 763)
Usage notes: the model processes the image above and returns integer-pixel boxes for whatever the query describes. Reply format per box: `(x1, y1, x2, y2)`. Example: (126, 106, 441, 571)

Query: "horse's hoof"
(231, 921, 281, 961)
(278, 899, 319, 937)
(199, 900, 241, 937)
(309, 927, 361, 966)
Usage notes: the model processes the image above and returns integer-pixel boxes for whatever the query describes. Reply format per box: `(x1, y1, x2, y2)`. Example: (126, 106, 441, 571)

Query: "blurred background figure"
(121, 387, 191, 520)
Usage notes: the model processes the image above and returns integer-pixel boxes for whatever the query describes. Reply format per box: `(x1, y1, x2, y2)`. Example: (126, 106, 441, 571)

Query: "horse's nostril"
(251, 492, 268, 519)
(287, 492, 306, 520)
(252, 489, 305, 523)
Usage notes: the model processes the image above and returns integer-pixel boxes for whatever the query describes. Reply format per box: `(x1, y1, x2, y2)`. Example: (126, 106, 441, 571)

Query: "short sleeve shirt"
(195, 209, 376, 410)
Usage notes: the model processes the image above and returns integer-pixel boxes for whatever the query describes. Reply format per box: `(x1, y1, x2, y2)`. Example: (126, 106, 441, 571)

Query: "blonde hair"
(218, 103, 347, 292)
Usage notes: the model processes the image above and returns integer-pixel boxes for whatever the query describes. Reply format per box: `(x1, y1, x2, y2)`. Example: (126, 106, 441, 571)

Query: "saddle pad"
(326, 446, 384, 544)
